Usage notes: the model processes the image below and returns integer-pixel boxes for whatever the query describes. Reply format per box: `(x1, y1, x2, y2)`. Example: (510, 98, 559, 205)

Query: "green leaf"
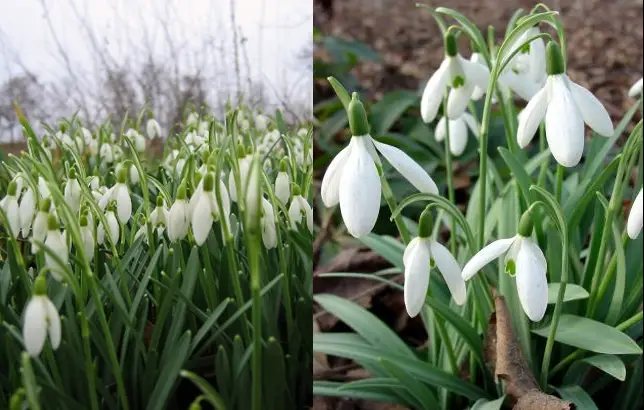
(146, 331, 191, 410)
(532, 314, 642, 354)
(582, 354, 627, 381)
(327, 77, 352, 113)
(471, 396, 506, 410)
(314, 294, 414, 358)
(369, 91, 418, 136)
(547, 283, 589, 304)
(554, 385, 598, 410)
(360, 234, 405, 270)
(379, 358, 439, 410)
(498, 147, 533, 204)
(314, 380, 408, 405)
(181, 370, 227, 410)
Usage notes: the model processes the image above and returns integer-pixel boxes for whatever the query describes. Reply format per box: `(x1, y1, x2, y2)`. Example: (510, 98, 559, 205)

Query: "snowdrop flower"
(275, 160, 291, 205)
(126, 129, 146, 153)
(191, 173, 231, 245)
(462, 211, 547, 321)
(185, 131, 205, 148)
(255, 114, 268, 131)
(97, 204, 120, 246)
(43, 215, 68, 281)
(56, 131, 76, 152)
(261, 197, 277, 249)
(469, 51, 488, 101)
(31, 199, 51, 254)
(19, 184, 36, 237)
(628, 78, 643, 98)
(168, 184, 191, 242)
(506, 25, 546, 85)
(421, 33, 490, 122)
(115, 163, 140, 186)
(198, 121, 210, 138)
(186, 112, 199, 127)
(100, 143, 114, 164)
(321, 94, 439, 237)
(517, 41, 614, 167)
(81, 127, 92, 142)
(627, 188, 643, 239)
(79, 215, 95, 261)
(1, 181, 20, 238)
(146, 118, 162, 139)
(22, 275, 61, 357)
(229, 150, 252, 203)
(88, 176, 100, 191)
(288, 185, 312, 233)
(435, 113, 479, 156)
(86, 135, 99, 156)
(150, 196, 169, 236)
(63, 168, 81, 215)
(98, 168, 132, 223)
(403, 208, 466, 317)
(112, 145, 124, 161)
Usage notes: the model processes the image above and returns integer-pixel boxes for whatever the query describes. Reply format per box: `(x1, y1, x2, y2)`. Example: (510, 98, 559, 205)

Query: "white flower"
(19, 187, 36, 237)
(198, 121, 210, 138)
(44, 224, 68, 281)
(150, 198, 169, 236)
(112, 145, 124, 161)
(80, 217, 95, 261)
(87, 137, 99, 156)
(255, 114, 268, 131)
(627, 188, 643, 239)
(98, 181, 132, 223)
(288, 193, 312, 233)
(469, 52, 488, 101)
(31, 206, 49, 254)
(186, 112, 199, 127)
(22, 294, 61, 356)
(505, 26, 546, 85)
(168, 198, 190, 242)
(146, 118, 162, 139)
(421, 50, 490, 121)
(97, 210, 120, 246)
(435, 113, 479, 156)
(64, 175, 81, 215)
(126, 129, 146, 153)
(261, 197, 278, 249)
(229, 155, 252, 203)
(81, 127, 92, 142)
(88, 176, 100, 191)
(100, 143, 114, 163)
(462, 235, 548, 321)
(1, 182, 20, 238)
(321, 135, 438, 238)
(191, 174, 231, 245)
(185, 131, 205, 148)
(56, 131, 76, 151)
(38, 177, 51, 200)
(275, 171, 290, 205)
(403, 237, 466, 317)
(629, 78, 643, 98)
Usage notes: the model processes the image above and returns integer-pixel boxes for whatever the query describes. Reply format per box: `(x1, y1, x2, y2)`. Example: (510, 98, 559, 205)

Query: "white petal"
(98, 186, 115, 210)
(403, 237, 421, 267)
(404, 238, 431, 317)
(446, 83, 475, 119)
(430, 240, 467, 305)
(372, 139, 438, 194)
(628, 78, 642, 97)
(107, 212, 120, 245)
(500, 70, 539, 101)
(469, 53, 488, 101)
(462, 237, 515, 280)
(19, 188, 36, 235)
(115, 185, 132, 222)
(339, 137, 381, 237)
(545, 75, 585, 167)
(288, 197, 303, 229)
(461, 113, 480, 138)
(435, 117, 447, 142)
(321, 140, 353, 207)
(449, 117, 468, 156)
(529, 37, 546, 84)
(461, 56, 490, 91)
(420, 59, 449, 123)
(23, 297, 47, 356)
(517, 85, 548, 148)
(192, 196, 213, 245)
(275, 172, 291, 205)
(515, 238, 548, 321)
(6, 198, 20, 238)
(228, 171, 237, 203)
(627, 188, 643, 239)
(45, 298, 61, 349)
(568, 79, 614, 137)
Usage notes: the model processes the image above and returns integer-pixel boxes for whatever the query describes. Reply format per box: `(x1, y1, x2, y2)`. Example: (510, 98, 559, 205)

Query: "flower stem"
(555, 164, 564, 202)
(379, 168, 411, 244)
(442, 105, 457, 253)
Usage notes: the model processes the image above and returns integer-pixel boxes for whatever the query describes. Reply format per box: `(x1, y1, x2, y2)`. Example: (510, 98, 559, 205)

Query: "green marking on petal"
(452, 76, 465, 88)
(505, 259, 517, 277)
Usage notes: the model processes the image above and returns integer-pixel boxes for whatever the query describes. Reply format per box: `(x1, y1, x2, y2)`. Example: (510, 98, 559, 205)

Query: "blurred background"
(312, 1, 643, 409)
(0, 0, 313, 143)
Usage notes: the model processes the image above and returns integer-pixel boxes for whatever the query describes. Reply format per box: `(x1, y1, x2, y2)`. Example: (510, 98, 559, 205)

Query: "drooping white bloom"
(505, 26, 547, 85)
(100, 143, 114, 163)
(462, 235, 548, 321)
(126, 129, 146, 153)
(229, 155, 252, 203)
(168, 198, 190, 242)
(517, 42, 614, 167)
(627, 188, 643, 239)
(19, 186, 36, 237)
(97, 209, 120, 246)
(275, 171, 290, 205)
(628, 78, 643, 98)
(435, 113, 479, 156)
(23, 293, 61, 357)
(421, 45, 490, 121)
(469, 52, 488, 101)
(150, 198, 169, 236)
(321, 135, 438, 238)
(255, 114, 268, 131)
(403, 236, 466, 317)
(146, 118, 162, 139)
(88, 176, 100, 191)
(191, 174, 231, 245)
(112, 145, 124, 161)
(185, 131, 205, 148)
(64, 174, 82, 215)
(198, 121, 210, 138)
(38, 176, 51, 200)
(98, 180, 132, 223)
(288, 191, 313, 233)
(79, 216, 95, 261)
(1, 182, 20, 238)
(44, 222, 68, 281)
(31, 202, 50, 254)
(56, 131, 76, 152)
(261, 197, 277, 249)
(186, 112, 199, 127)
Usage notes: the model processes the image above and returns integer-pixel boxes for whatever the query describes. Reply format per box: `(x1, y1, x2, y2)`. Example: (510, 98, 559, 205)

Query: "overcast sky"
(0, 0, 312, 126)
